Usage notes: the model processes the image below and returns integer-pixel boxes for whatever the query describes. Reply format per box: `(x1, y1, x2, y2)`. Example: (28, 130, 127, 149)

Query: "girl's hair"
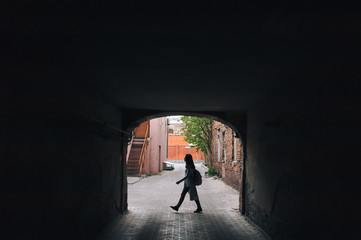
(184, 154, 195, 169)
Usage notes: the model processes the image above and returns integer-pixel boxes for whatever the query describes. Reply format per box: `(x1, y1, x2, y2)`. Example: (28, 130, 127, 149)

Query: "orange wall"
(168, 135, 205, 160)
(135, 121, 149, 138)
(168, 135, 188, 145)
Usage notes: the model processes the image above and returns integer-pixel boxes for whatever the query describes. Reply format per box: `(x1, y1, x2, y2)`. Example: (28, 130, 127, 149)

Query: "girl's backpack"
(194, 169, 202, 186)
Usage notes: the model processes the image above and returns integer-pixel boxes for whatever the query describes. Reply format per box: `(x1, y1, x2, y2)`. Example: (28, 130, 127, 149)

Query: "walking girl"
(170, 154, 203, 213)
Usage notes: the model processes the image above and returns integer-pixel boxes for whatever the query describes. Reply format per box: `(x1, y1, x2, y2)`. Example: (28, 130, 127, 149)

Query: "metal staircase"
(126, 122, 149, 176)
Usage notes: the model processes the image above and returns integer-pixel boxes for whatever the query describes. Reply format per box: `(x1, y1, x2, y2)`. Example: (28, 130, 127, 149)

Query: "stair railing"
(138, 122, 149, 176)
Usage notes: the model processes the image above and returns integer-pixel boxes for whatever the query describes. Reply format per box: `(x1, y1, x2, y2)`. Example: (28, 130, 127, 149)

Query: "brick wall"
(168, 135, 205, 160)
(211, 121, 244, 192)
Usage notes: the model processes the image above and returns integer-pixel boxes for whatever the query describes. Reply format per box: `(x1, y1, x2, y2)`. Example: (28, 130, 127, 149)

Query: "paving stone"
(97, 163, 270, 240)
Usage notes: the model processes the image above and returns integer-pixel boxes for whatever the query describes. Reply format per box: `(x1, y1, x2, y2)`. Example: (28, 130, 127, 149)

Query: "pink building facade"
(141, 117, 168, 175)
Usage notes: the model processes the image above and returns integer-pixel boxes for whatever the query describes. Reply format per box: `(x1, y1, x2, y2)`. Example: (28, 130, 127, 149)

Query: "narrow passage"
(97, 164, 269, 240)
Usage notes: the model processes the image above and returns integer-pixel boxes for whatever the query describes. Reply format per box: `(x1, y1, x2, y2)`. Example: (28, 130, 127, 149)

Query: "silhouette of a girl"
(170, 154, 203, 213)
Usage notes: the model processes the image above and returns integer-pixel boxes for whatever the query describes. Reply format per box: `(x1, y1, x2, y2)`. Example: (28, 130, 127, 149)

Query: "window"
(222, 131, 226, 162)
(217, 128, 221, 162)
(233, 131, 237, 161)
(232, 131, 235, 160)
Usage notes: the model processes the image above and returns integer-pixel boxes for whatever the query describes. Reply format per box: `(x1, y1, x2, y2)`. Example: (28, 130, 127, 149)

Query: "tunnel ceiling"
(4, 1, 359, 112)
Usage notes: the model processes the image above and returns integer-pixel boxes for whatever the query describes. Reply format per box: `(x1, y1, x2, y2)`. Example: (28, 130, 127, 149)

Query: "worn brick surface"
(96, 163, 269, 240)
(211, 121, 243, 191)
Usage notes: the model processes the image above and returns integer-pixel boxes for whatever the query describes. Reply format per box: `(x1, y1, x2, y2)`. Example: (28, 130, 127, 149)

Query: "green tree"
(180, 116, 213, 166)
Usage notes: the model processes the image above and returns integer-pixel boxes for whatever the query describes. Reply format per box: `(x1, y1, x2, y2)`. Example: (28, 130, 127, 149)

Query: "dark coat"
(184, 168, 199, 201)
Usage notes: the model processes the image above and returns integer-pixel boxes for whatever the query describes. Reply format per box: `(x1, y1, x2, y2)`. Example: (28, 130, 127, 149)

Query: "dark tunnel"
(1, 1, 361, 239)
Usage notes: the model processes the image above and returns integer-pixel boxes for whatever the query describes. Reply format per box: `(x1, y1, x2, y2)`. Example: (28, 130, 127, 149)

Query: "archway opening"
(124, 113, 246, 214)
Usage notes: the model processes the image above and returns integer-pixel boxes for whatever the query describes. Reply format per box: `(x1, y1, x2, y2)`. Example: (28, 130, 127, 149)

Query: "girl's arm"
(176, 176, 187, 184)
(176, 169, 192, 184)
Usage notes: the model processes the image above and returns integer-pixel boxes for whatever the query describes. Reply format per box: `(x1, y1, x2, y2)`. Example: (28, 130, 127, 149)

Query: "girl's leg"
(171, 187, 189, 211)
(176, 187, 189, 207)
(194, 199, 203, 213)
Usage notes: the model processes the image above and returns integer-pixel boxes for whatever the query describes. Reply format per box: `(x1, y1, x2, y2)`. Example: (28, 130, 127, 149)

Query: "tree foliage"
(180, 116, 213, 156)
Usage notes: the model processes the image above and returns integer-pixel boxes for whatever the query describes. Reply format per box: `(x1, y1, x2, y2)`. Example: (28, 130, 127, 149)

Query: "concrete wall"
(1, 82, 127, 240)
(244, 80, 360, 239)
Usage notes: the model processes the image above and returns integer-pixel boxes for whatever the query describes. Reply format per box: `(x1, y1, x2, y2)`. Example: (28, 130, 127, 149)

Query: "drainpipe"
(126, 131, 134, 164)
(166, 117, 169, 159)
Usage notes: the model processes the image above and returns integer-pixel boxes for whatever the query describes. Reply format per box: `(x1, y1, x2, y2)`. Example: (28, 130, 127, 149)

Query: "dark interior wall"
(245, 61, 361, 239)
(2, 77, 360, 240)
(1, 81, 126, 240)
(2, 2, 360, 240)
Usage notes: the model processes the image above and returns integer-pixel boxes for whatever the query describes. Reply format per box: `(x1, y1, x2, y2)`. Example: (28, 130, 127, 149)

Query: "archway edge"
(122, 108, 248, 214)
(122, 109, 247, 143)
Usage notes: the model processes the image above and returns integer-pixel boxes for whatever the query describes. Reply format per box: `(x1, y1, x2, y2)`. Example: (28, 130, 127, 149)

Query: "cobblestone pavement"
(97, 163, 270, 240)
